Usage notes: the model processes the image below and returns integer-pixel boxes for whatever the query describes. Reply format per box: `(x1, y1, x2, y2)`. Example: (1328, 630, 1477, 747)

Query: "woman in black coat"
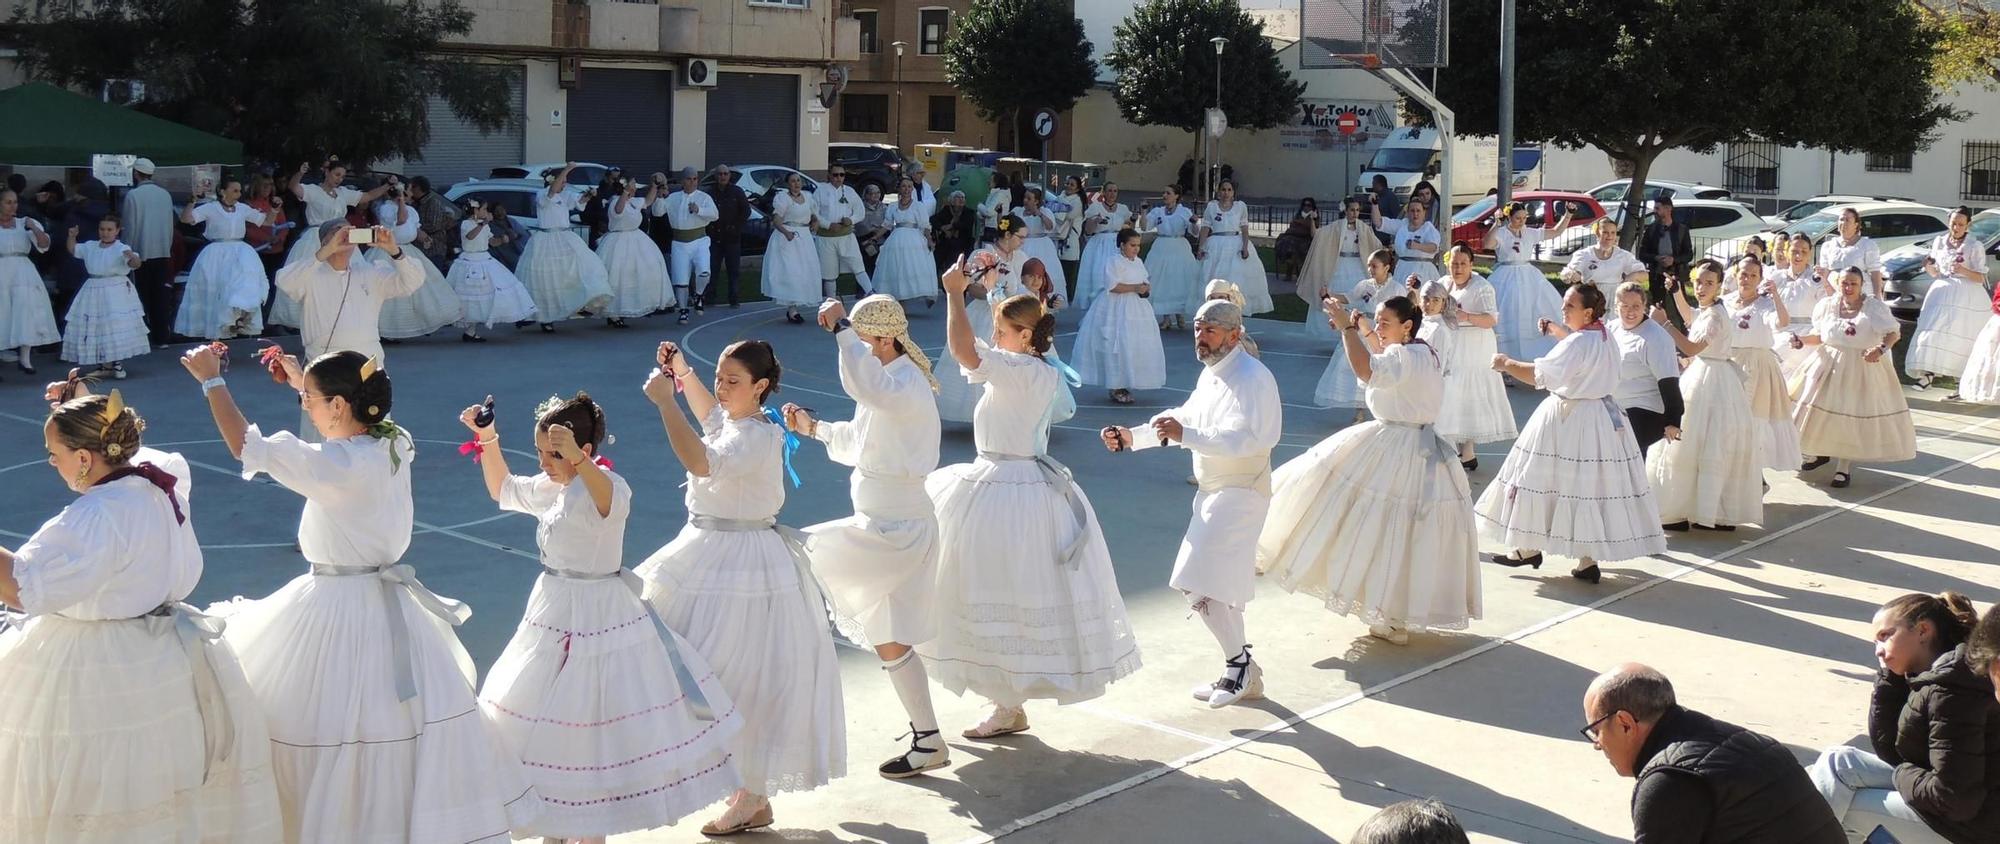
(1811, 592, 1999, 843)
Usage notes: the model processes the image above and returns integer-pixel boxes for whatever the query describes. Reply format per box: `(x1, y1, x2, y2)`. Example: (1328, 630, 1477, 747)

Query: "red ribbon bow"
(459, 439, 486, 462)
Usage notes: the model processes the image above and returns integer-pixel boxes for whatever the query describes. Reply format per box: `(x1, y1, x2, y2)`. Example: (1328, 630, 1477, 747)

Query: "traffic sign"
(1336, 112, 1361, 136)
(1205, 107, 1228, 138)
(1033, 109, 1058, 139)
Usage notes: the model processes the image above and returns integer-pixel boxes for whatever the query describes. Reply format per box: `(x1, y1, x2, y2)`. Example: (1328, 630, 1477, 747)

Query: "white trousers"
(669, 236, 711, 297)
(817, 233, 866, 280)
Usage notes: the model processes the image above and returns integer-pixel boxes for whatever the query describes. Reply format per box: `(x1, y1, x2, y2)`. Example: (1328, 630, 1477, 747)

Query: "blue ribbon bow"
(762, 406, 804, 488)
(1048, 353, 1083, 388)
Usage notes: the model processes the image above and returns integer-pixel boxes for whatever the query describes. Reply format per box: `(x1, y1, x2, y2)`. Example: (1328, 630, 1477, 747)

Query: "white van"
(1357, 127, 1543, 208)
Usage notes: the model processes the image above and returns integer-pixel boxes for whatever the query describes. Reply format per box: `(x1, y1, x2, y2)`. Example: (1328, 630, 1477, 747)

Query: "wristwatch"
(826, 318, 851, 334)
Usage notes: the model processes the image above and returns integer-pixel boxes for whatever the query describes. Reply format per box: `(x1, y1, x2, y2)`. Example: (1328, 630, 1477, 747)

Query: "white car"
(1762, 194, 1908, 228)
(1702, 201, 1952, 264)
(1537, 199, 1765, 261)
(1585, 178, 1734, 223)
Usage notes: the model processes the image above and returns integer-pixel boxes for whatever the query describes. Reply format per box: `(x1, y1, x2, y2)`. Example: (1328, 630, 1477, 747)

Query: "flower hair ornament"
(358, 356, 384, 418)
(533, 393, 565, 422)
(996, 217, 1014, 233)
(98, 389, 127, 457)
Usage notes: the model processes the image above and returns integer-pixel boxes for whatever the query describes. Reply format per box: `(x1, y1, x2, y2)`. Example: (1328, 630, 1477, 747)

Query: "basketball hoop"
(1333, 52, 1383, 70)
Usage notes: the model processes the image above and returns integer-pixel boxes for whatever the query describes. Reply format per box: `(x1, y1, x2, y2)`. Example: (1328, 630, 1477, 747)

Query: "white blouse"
(1565, 245, 1648, 291)
(302, 184, 362, 226)
(1533, 328, 1620, 399)
(0, 218, 50, 257)
(1417, 318, 1455, 376)
(968, 340, 1060, 457)
(1817, 235, 1882, 278)
(1448, 274, 1497, 320)
(1771, 266, 1826, 323)
(1202, 201, 1247, 236)
(459, 218, 496, 253)
(1085, 201, 1133, 237)
(77, 240, 136, 278)
(1687, 303, 1735, 361)
(190, 201, 265, 241)
(374, 202, 420, 245)
(886, 201, 931, 231)
(12, 449, 200, 619)
(1386, 219, 1441, 261)
(820, 330, 941, 517)
(500, 470, 632, 576)
(1491, 227, 1544, 265)
(1725, 296, 1782, 350)
(1608, 319, 1679, 414)
(534, 190, 575, 230)
(1365, 342, 1445, 424)
(605, 195, 646, 233)
(686, 405, 785, 521)
(1146, 205, 1194, 238)
(773, 191, 814, 228)
(1811, 296, 1899, 351)
(240, 426, 415, 566)
(1928, 232, 1989, 280)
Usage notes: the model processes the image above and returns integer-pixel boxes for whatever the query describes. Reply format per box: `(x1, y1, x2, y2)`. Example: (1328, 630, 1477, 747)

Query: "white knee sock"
(1193, 596, 1248, 658)
(822, 279, 838, 299)
(1834, 458, 1853, 473)
(854, 270, 873, 295)
(884, 651, 941, 736)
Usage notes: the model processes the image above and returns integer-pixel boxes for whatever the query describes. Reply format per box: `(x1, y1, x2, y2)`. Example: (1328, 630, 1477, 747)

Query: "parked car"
(444, 178, 586, 235)
(1539, 198, 1766, 261)
(487, 162, 615, 188)
(1586, 178, 1734, 223)
(703, 164, 819, 210)
(1447, 191, 1605, 252)
(1702, 201, 1952, 265)
(1763, 194, 1909, 228)
(1881, 208, 2000, 322)
(828, 143, 906, 196)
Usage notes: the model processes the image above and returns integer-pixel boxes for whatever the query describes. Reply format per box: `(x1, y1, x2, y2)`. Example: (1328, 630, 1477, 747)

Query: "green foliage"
(8, 0, 515, 168)
(1920, 0, 2000, 88)
(941, 0, 1097, 150)
(1105, 0, 1306, 133)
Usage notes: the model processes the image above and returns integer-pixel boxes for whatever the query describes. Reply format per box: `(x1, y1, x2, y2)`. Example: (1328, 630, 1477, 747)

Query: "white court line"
(953, 413, 2000, 844)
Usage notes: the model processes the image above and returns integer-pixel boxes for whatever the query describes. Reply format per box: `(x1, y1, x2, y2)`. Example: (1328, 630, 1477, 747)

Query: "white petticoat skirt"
(1475, 394, 1668, 562)
(804, 498, 941, 648)
(1960, 315, 2000, 404)
(1789, 346, 1917, 463)
(1071, 292, 1166, 390)
(210, 570, 544, 842)
(1646, 357, 1764, 527)
(1143, 236, 1202, 318)
(372, 247, 463, 338)
(1306, 256, 1370, 344)
(1258, 422, 1481, 631)
(636, 523, 846, 796)
(478, 571, 740, 837)
(63, 276, 151, 364)
(0, 613, 284, 843)
(1436, 325, 1517, 444)
(596, 229, 671, 318)
(917, 455, 1142, 705)
(1490, 263, 1561, 361)
(874, 228, 939, 302)
(760, 230, 823, 307)
(175, 241, 266, 340)
(518, 229, 613, 322)
(1073, 231, 1121, 310)
(1905, 276, 1990, 379)
(0, 256, 60, 349)
(1732, 346, 1802, 471)
(446, 252, 538, 328)
(1313, 335, 1366, 409)
(1199, 234, 1274, 315)
(1400, 259, 1441, 284)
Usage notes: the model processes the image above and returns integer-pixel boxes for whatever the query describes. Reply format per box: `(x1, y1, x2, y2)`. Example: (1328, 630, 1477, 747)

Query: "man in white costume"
(1100, 299, 1282, 708)
(275, 220, 423, 440)
(648, 166, 718, 324)
(782, 294, 947, 780)
(813, 166, 872, 300)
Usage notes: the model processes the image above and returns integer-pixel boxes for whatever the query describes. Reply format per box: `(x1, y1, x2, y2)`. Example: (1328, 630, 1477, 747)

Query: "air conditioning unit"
(680, 58, 718, 88)
(100, 79, 146, 106)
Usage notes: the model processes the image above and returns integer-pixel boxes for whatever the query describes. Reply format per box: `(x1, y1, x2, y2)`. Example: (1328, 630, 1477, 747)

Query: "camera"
(347, 228, 373, 245)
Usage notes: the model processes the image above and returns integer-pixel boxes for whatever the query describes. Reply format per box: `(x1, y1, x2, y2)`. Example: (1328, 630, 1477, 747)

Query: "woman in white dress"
(1301, 198, 1386, 339)
(1011, 186, 1065, 304)
(1561, 217, 1649, 313)
(1260, 295, 1480, 645)
(1417, 278, 1459, 372)
(0, 190, 59, 375)
(874, 176, 938, 303)
(275, 159, 389, 328)
(1817, 207, 1886, 297)
(764, 172, 824, 325)
(0, 389, 283, 842)
(1072, 229, 1166, 404)
(1956, 287, 2000, 404)
(461, 392, 740, 841)
(921, 269, 1141, 739)
(935, 217, 1032, 423)
(1074, 183, 1133, 310)
(177, 178, 281, 341)
(636, 339, 844, 837)
(1371, 191, 1442, 283)
(373, 192, 463, 340)
(1313, 248, 1397, 420)
(180, 347, 543, 841)
(1720, 256, 1802, 472)
(1055, 175, 1087, 285)
(520, 163, 613, 333)
(1143, 184, 1203, 328)
(61, 217, 149, 378)
(1788, 267, 1918, 488)
(1905, 207, 1991, 396)
(1433, 245, 1516, 469)
(1197, 179, 1273, 315)
(1647, 259, 1763, 531)
(598, 176, 670, 328)
(1479, 284, 1668, 584)
(1486, 201, 1572, 361)
(1771, 233, 1828, 377)
(447, 201, 538, 342)
(1022, 257, 1080, 424)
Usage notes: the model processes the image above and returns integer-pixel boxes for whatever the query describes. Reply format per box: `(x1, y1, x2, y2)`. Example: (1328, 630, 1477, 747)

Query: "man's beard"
(1196, 341, 1233, 366)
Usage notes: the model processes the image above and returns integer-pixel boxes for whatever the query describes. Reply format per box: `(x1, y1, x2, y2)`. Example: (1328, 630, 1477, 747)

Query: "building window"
(748, 0, 807, 8)
(1964, 141, 2000, 202)
(854, 9, 878, 54)
(919, 7, 949, 54)
(1723, 141, 1779, 196)
(839, 94, 889, 134)
(1865, 151, 1912, 173)
(927, 95, 956, 133)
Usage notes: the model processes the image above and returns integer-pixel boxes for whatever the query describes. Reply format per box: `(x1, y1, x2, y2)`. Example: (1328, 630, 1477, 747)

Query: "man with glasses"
(813, 167, 872, 301)
(1583, 663, 1842, 843)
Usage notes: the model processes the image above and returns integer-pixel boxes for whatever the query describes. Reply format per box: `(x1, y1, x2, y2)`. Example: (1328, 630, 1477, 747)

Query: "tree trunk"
(1617, 146, 1659, 249)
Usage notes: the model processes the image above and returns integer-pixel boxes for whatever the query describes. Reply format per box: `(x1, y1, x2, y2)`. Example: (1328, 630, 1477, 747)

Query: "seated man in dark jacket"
(1585, 663, 1844, 843)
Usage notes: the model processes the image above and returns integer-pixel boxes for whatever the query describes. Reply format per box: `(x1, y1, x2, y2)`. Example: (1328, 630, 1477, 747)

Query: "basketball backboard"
(1300, 0, 1449, 70)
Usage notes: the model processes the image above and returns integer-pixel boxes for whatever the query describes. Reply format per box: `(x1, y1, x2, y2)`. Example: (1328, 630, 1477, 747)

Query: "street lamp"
(892, 40, 907, 154)
(1209, 36, 1226, 203)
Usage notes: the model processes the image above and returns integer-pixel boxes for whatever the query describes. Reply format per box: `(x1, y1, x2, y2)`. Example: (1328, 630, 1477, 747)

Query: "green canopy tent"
(0, 82, 242, 167)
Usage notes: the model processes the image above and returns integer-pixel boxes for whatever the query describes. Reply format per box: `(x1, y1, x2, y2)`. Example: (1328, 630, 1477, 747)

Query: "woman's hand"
(1490, 353, 1511, 372)
(1663, 425, 1682, 442)
(1863, 344, 1885, 363)
(181, 344, 224, 381)
(780, 402, 816, 436)
(941, 256, 972, 297)
(459, 402, 495, 438)
(44, 369, 88, 406)
(1788, 332, 1805, 350)
(1649, 305, 1671, 325)
(643, 367, 677, 407)
(546, 423, 586, 464)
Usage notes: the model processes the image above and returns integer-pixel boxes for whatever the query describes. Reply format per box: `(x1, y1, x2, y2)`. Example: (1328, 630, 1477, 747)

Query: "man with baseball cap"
(120, 158, 176, 344)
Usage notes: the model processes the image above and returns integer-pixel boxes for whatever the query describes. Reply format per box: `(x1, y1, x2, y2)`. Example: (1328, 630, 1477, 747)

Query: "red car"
(1448, 191, 1606, 252)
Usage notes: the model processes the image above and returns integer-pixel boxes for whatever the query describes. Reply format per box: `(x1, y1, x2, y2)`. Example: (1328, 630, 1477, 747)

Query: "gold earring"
(73, 463, 89, 486)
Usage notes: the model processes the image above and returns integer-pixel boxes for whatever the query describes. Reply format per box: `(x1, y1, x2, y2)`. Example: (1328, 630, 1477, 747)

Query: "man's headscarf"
(849, 294, 939, 392)
(1202, 279, 1246, 309)
(1194, 298, 1244, 330)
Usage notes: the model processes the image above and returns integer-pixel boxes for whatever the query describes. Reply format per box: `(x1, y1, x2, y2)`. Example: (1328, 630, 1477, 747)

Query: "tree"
(1105, 0, 1306, 171)
(1918, 0, 2000, 88)
(1427, 0, 1962, 237)
(941, 0, 1097, 153)
(8, 0, 515, 169)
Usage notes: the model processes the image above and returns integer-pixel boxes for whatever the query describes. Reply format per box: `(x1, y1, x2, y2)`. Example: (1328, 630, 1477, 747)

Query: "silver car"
(1881, 209, 2000, 323)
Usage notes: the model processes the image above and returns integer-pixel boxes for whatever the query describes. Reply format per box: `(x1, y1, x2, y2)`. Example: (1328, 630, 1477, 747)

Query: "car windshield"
(1782, 214, 1841, 240)
(1972, 215, 2000, 244)
(1453, 195, 1497, 225)
(1366, 147, 1434, 173)
(1781, 200, 1833, 222)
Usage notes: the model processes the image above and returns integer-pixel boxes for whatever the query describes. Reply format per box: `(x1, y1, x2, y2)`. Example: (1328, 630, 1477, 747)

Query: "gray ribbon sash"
(1381, 420, 1458, 516)
(1556, 394, 1627, 432)
(687, 514, 854, 643)
(539, 565, 716, 721)
(978, 452, 1090, 568)
(309, 563, 471, 702)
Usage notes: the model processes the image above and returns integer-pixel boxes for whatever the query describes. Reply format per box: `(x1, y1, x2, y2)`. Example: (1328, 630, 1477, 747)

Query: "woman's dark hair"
(1378, 294, 1424, 337)
(1163, 183, 1182, 198)
(306, 350, 392, 425)
(1571, 281, 1608, 322)
(1297, 197, 1317, 213)
(1369, 247, 1398, 272)
(4, 173, 24, 194)
(1116, 229, 1141, 248)
(36, 180, 66, 202)
(48, 393, 145, 467)
(1352, 798, 1469, 844)
(1216, 178, 1235, 192)
(996, 294, 1055, 359)
(100, 213, 122, 228)
(1747, 235, 1766, 250)
(1883, 592, 1981, 652)
(720, 340, 782, 402)
(997, 213, 1026, 238)
(537, 391, 607, 451)
(1687, 257, 1725, 285)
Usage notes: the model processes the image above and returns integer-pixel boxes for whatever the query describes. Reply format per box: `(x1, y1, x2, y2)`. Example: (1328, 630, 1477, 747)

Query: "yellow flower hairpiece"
(998, 218, 1013, 232)
(98, 389, 126, 455)
(359, 356, 381, 381)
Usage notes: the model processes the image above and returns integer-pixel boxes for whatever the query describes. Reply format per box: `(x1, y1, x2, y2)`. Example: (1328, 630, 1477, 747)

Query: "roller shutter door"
(413, 66, 526, 187)
(566, 67, 675, 177)
(704, 72, 799, 169)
